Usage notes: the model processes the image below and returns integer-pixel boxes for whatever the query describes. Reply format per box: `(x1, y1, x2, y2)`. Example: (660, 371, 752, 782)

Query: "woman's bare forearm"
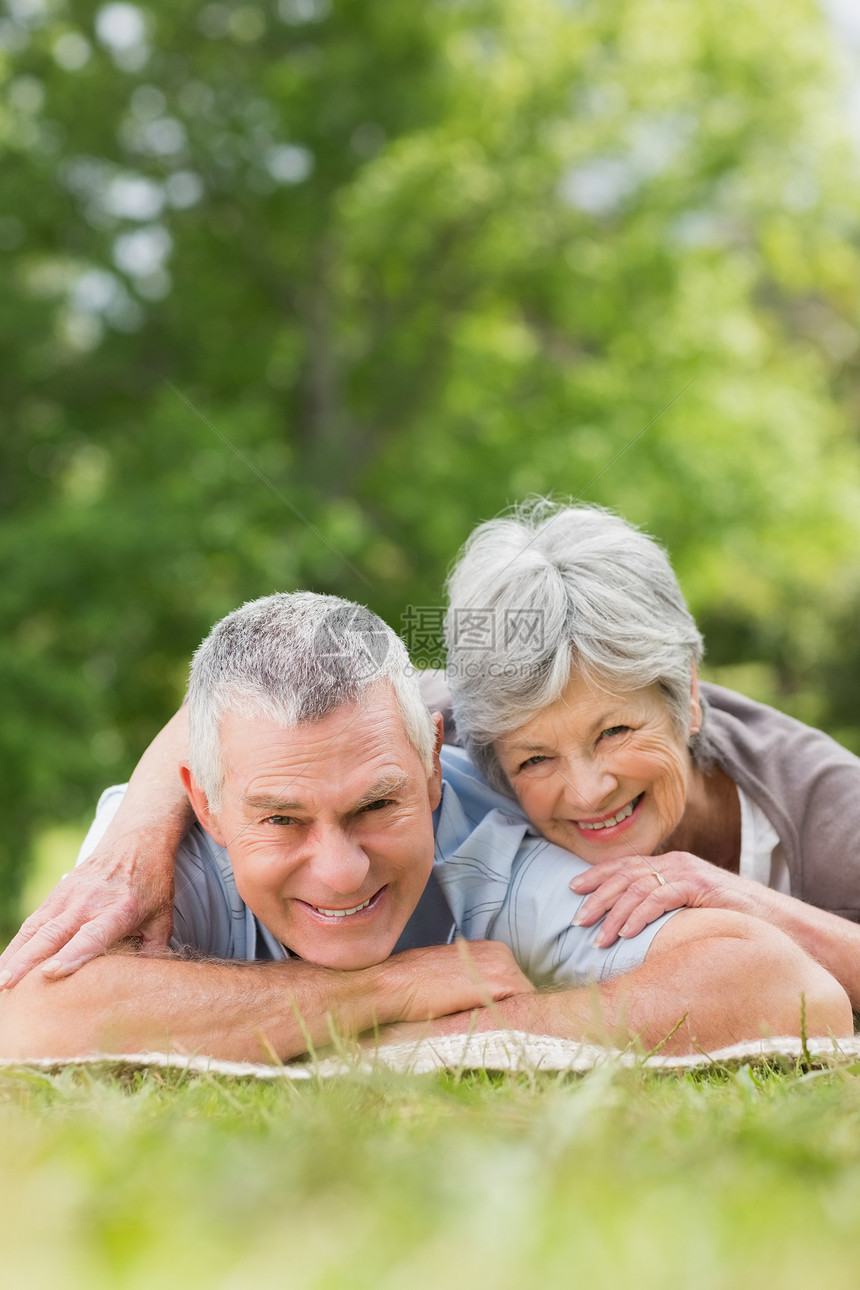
(0, 708, 192, 987)
(104, 706, 193, 845)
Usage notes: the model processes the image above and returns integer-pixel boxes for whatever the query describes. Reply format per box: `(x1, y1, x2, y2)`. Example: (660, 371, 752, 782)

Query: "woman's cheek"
(651, 750, 690, 835)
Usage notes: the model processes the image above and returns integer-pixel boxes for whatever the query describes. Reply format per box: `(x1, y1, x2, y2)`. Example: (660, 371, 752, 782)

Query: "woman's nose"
(558, 756, 619, 815)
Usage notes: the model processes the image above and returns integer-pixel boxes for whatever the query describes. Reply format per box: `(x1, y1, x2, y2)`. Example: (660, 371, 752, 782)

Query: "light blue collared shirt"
(78, 746, 673, 984)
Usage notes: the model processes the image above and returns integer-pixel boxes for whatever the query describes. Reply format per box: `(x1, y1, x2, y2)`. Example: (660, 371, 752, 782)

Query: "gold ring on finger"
(653, 871, 666, 886)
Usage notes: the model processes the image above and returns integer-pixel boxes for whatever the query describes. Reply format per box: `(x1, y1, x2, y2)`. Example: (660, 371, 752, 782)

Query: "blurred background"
(2, 0, 860, 935)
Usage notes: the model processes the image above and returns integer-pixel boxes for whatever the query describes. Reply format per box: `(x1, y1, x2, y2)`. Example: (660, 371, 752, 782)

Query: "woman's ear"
(689, 665, 703, 736)
(179, 763, 226, 845)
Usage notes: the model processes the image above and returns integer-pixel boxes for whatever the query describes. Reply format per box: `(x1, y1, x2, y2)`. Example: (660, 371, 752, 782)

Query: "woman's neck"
(663, 763, 741, 872)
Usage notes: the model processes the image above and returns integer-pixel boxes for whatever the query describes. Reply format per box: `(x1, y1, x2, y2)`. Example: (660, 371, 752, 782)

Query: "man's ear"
(427, 712, 444, 811)
(179, 763, 227, 846)
(689, 664, 703, 737)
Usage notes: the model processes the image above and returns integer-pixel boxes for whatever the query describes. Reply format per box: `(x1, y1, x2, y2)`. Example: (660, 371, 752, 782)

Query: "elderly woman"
(437, 500, 860, 1003)
(4, 501, 860, 1005)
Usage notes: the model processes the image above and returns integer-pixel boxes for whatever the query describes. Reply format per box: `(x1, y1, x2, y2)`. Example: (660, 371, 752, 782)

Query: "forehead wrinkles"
(241, 749, 417, 806)
(226, 726, 422, 815)
(513, 700, 620, 750)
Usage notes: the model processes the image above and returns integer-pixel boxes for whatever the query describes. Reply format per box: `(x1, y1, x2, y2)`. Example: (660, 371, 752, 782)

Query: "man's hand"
(389, 939, 534, 1023)
(570, 851, 760, 948)
(0, 832, 176, 989)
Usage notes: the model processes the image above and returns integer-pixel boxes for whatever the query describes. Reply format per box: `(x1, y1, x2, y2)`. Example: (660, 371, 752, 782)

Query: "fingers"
(455, 939, 531, 1005)
(572, 864, 657, 928)
(569, 851, 730, 949)
(570, 858, 636, 895)
(40, 907, 143, 978)
(0, 896, 151, 988)
(0, 910, 91, 988)
(593, 880, 688, 948)
(0, 895, 72, 963)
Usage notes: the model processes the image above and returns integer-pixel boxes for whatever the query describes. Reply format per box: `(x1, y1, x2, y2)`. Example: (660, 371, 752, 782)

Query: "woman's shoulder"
(701, 681, 860, 910)
(700, 682, 859, 770)
(706, 681, 856, 753)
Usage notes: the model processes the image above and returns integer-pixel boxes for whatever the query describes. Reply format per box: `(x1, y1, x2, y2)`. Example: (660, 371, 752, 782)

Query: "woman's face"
(494, 671, 700, 863)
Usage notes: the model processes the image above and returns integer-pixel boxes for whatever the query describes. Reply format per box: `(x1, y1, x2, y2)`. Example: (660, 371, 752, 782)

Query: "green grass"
(2, 1062, 860, 1289)
(16, 822, 87, 925)
(8, 831, 860, 1284)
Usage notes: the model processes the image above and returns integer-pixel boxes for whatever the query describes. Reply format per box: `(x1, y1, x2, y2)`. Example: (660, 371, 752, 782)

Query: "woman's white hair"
(445, 499, 705, 795)
(187, 591, 435, 810)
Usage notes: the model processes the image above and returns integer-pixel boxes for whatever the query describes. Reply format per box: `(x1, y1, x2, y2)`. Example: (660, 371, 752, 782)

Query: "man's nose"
(307, 827, 371, 894)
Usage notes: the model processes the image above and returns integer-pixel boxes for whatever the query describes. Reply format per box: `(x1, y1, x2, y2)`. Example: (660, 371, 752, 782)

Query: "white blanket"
(1, 1031, 858, 1080)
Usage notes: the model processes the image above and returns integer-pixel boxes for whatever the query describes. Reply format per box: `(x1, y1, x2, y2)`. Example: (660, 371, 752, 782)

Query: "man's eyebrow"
(353, 775, 410, 806)
(240, 775, 410, 814)
(241, 793, 307, 812)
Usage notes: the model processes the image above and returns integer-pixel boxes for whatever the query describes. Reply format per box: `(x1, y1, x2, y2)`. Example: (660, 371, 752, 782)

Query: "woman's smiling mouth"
(573, 793, 645, 831)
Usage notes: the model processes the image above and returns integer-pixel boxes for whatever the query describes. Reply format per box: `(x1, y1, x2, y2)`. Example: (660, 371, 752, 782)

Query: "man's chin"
(283, 930, 401, 972)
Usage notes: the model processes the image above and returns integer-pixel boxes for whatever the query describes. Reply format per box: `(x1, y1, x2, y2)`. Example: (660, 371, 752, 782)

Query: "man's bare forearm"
(379, 911, 854, 1055)
(729, 884, 860, 1013)
(0, 955, 424, 1063)
(0, 940, 532, 1063)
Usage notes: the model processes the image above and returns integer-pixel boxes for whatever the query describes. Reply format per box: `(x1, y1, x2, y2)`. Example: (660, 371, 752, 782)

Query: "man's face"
(189, 686, 442, 970)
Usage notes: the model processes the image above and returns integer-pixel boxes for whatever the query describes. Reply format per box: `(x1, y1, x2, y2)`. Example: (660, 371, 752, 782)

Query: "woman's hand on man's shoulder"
(570, 851, 760, 948)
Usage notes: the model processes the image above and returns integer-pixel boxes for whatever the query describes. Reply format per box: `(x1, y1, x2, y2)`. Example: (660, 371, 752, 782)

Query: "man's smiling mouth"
(575, 793, 644, 831)
(303, 889, 384, 920)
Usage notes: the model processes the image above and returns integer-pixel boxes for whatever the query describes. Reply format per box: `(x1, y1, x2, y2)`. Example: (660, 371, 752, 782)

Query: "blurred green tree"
(1, 0, 859, 925)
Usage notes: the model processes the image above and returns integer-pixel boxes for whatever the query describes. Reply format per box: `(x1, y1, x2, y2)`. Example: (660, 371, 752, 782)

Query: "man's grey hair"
(445, 499, 705, 795)
(187, 591, 436, 810)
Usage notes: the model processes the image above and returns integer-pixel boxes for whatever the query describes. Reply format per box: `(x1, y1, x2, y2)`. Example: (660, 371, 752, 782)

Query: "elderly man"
(0, 593, 850, 1061)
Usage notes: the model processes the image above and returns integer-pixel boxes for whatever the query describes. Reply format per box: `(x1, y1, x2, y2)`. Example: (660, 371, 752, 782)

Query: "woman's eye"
(519, 754, 549, 771)
(600, 726, 629, 740)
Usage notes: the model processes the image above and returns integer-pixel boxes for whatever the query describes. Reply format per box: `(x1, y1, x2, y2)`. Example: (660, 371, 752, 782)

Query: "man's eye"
(361, 799, 393, 813)
(265, 815, 296, 826)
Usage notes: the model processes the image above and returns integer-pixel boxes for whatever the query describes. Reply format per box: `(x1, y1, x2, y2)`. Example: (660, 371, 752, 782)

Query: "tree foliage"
(1, 0, 860, 923)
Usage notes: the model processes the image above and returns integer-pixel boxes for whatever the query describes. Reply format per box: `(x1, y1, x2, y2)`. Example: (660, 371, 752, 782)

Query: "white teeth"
(310, 895, 374, 919)
(577, 795, 642, 831)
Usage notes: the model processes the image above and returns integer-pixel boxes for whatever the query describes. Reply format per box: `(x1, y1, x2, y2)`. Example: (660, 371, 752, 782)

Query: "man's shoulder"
(433, 752, 677, 986)
(435, 749, 533, 893)
(438, 745, 527, 832)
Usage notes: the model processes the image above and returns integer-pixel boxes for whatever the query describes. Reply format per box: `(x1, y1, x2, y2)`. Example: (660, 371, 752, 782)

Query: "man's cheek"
(231, 844, 291, 901)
